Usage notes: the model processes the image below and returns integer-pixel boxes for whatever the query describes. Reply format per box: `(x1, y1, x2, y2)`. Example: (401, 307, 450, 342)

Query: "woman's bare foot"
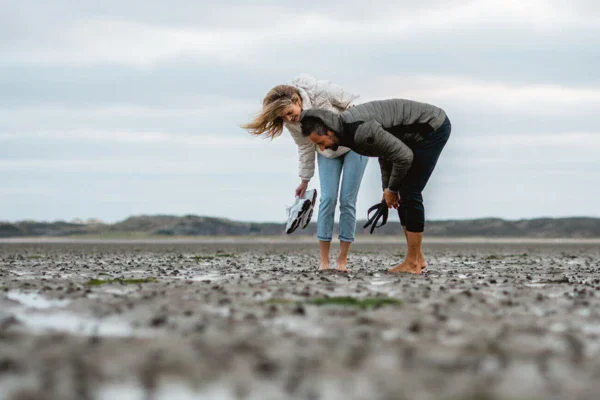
(319, 241, 331, 271)
(389, 258, 423, 274)
(337, 259, 348, 272)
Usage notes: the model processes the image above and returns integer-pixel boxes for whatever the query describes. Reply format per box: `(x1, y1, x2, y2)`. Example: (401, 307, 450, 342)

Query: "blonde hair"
(242, 85, 302, 139)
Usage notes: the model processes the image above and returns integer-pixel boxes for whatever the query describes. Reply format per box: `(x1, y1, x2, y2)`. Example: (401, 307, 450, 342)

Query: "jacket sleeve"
(367, 121, 414, 192)
(292, 73, 359, 110)
(287, 124, 316, 181)
(324, 81, 359, 110)
(378, 157, 393, 191)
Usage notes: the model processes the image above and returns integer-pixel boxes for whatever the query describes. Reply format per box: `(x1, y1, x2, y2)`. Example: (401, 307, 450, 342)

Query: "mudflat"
(1, 241, 599, 399)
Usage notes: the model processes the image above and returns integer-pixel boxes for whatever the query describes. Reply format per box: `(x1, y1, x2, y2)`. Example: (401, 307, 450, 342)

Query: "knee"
(339, 196, 357, 212)
(319, 194, 337, 210)
(400, 192, 423, 209)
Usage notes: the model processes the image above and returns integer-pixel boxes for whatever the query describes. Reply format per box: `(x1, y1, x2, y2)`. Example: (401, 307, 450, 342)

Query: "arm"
(288, 126, 316, 182)
(292, 74, 359, 110)
(378, 157, 393, 192)
(325, 81, 359, 110)
(368, 122, 414, 192)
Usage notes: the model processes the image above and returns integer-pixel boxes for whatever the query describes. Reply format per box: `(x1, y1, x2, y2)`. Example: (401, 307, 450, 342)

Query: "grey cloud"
(1, 0, 599, 221)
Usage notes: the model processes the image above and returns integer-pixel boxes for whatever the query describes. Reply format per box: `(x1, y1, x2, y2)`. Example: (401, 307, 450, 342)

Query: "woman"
(242, 74, 368, 271)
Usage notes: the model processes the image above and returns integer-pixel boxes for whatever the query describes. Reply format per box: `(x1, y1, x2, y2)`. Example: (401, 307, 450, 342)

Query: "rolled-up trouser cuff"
(339, 236, 354, 243)
(405, 223, 424, 233)
(317, 236, 332, 242)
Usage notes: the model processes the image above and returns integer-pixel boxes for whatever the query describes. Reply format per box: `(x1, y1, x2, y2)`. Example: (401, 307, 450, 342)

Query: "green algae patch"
(86, 277, 158, 286)
(27, 255, 43, 260)
(193, 256, 215, 262)
(265, 299, 298, 305)
(309, 297, 402, 309)
(216, 253, 234, 258)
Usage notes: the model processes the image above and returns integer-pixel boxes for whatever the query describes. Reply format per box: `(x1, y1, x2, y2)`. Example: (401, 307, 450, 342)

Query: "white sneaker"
(285, 196, 311, 234)
(300, 189, 317, 229)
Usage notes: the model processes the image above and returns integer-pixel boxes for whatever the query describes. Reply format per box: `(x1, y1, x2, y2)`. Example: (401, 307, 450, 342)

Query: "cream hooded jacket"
(284, 74, 359, 181)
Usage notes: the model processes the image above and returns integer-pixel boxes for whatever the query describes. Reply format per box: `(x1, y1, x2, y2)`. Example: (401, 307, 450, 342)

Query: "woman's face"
(282, 101, 302, 123)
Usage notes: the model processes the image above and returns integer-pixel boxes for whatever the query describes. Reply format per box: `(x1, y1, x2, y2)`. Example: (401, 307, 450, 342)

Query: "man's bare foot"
(419, 251, 427, 270)
(389, 259, 423, 274)
(319, 263, 330, 271)
(337, 260, 348, 272)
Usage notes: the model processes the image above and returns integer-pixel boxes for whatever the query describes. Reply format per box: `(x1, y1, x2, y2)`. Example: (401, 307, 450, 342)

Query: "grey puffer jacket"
(301, 99, 447, 192)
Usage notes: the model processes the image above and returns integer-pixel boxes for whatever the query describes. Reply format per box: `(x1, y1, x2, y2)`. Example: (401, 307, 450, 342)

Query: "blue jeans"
(317, 150, 368, 242)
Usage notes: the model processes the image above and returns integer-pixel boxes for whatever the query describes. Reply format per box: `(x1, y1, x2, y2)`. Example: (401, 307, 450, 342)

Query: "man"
(300, 99, 451, 274)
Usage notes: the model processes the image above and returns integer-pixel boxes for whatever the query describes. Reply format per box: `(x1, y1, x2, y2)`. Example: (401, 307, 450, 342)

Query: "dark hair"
(300, 116, 329, 137)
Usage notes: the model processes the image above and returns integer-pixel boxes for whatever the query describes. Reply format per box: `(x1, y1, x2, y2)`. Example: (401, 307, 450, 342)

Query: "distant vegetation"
(1, 215, 599, 238)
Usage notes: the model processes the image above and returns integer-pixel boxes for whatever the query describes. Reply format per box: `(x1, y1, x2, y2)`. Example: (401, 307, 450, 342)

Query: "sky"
(1, 0, 599, 223)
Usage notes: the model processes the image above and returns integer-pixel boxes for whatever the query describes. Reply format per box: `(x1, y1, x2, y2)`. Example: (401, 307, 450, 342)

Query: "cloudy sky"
(1, 0, 599, 223)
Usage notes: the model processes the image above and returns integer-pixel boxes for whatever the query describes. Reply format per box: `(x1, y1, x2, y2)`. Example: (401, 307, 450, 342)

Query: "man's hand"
(383, 189, 400, 209)
(295, 180, 309, 198)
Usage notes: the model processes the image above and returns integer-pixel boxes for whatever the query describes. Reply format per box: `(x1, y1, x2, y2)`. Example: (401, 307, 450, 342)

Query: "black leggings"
(398, 117, 451, 232)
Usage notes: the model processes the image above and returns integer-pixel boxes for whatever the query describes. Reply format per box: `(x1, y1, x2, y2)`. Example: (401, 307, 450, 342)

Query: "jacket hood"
(300, 109, 344, 135)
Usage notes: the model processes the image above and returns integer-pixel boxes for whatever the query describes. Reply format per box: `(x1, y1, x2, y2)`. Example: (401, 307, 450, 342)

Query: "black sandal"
(363, 200, 389, 234)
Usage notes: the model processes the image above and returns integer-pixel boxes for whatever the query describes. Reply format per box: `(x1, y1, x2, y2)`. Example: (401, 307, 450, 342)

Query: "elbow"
(405, 151, 414, 169)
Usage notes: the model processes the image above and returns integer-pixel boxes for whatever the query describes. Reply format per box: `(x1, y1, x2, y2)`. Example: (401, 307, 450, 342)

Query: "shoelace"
(363, 200, 389, 234)
(285, 196, 303, 216)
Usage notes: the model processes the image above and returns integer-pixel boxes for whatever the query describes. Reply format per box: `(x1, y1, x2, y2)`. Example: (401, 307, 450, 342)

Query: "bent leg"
(393, 119, 451, 272)
(317, 153, 343, 269)
(337, 151, 368, 270)
(389, 231, 424, 274)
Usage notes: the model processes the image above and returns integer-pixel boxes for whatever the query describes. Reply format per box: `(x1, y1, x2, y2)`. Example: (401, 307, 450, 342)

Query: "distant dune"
(1, 215, 599, 238)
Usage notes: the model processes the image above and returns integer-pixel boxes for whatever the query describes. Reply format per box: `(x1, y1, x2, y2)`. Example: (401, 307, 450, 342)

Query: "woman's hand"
(383, 189, 400, 209)
(295, 180, 309, 198)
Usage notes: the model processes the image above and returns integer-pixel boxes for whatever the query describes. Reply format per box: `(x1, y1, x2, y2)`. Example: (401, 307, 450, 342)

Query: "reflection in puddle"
(524, 283, 547, 288)
(583, 324, 600, 335)
(13, 310, 154, 337)
(271, 316, 327, 338)
(371, 280, 394, 286)
(6, 291, 70, 309)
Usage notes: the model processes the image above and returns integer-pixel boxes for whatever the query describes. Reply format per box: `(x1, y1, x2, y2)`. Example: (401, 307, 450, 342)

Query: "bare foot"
(337, 260, 348, 272)
(319, 263, 330, 271)
(389, 259, 423, 275)
(419, 251, 427, 270)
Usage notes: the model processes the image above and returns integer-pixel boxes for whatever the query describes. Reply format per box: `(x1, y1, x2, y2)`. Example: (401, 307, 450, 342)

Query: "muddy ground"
(1, 241, 600, 400)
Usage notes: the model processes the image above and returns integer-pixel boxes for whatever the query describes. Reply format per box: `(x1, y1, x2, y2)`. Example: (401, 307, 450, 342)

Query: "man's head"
(300, 116, 340, 151)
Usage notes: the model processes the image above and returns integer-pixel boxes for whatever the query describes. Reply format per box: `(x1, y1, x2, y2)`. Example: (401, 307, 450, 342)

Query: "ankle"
(404, 253, 420, 263)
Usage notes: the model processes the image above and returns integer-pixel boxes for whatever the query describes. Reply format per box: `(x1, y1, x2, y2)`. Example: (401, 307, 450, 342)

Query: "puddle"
(582, 324, 600, 336)
(97, 382, 223, 400)
(13, 310, 155, 337)
(189, 272, 237, 282)
(270, 316, 328, 338)
(7, 270, 38, 279)
(371, 280, 395, 286)
(524, 283, 547, 288)
(98, 380, 281, 400)
(101, 287, 137, 296)
(6, 291, 70, 309)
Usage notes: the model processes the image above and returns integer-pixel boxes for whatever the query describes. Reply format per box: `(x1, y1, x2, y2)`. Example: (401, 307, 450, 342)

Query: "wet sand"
(1, 241, 600, 399)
